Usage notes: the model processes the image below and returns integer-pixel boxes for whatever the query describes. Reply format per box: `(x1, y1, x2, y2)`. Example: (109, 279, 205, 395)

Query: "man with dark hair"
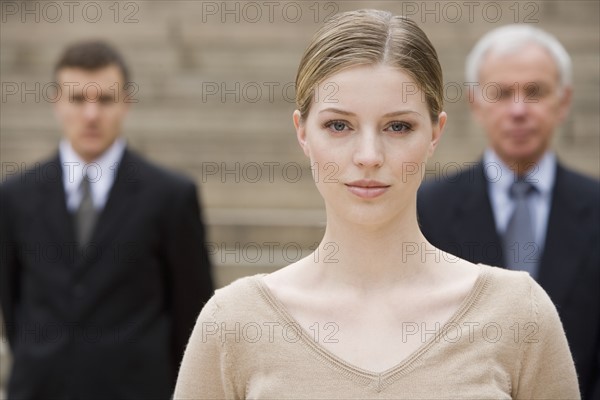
(418, 25, 599, 399)
(0, 40, 214, 399)
(54, 40, 131, 85)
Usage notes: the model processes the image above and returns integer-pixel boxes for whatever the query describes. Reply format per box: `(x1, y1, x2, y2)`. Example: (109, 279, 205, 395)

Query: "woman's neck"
(308, 203, 436, 292)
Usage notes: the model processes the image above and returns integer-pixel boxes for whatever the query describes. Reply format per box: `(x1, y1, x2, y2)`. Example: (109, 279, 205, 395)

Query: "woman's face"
(294, 64, 446, 226)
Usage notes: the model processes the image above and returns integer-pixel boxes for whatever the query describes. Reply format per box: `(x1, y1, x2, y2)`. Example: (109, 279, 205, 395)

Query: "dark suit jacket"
(0, 148, 214, 399)
(417, 160, 600, 400)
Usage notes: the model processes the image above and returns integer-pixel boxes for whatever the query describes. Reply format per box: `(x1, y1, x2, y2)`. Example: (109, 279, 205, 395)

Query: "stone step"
(206, 207, 325, 241)
(205, 207, 326, 287)
(213, 263, 279, 289)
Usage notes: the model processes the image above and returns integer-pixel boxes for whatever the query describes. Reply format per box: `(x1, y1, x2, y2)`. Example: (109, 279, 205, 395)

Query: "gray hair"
(465, 24, 572, 90)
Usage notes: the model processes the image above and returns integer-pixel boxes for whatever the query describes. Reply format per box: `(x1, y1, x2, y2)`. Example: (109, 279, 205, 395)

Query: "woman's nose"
(353, 130, 384, 168)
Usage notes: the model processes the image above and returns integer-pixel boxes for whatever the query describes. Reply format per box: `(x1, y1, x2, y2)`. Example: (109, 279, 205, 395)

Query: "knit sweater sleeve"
(513, 277, 580, 399)
(173, 295, 240, 400)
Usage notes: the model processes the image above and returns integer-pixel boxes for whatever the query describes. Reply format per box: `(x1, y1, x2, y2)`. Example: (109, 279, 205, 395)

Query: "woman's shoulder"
(199, 273, 270, 322)
(477, 264, 558, 321)
(479, 263, 546, 295)
(479, 263, 531, 286)
(213, 273, 265, 300)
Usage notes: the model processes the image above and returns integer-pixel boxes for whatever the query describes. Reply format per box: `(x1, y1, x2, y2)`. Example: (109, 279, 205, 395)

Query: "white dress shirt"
(59, 138, 127, 212)
(483, 148, 556, 257)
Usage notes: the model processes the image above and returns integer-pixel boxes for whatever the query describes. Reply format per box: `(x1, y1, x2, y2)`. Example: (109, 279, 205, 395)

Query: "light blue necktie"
(503, 179, 539, 278)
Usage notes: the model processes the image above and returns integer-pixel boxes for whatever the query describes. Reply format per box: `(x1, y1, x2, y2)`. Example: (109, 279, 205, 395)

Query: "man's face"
(54, 65, 130, 162)
(471, 43, 571, 168)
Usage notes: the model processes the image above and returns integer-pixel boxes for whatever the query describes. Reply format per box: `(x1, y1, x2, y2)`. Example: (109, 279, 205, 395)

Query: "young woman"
(174, 10, 579, 399)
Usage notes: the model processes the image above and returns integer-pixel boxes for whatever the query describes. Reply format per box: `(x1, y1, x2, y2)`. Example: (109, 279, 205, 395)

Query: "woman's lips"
(345, 180, 390, 199)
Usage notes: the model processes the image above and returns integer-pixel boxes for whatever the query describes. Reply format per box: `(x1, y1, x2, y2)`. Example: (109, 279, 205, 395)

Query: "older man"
(0, 41, 214, 399)
(418, 25, 599, 399)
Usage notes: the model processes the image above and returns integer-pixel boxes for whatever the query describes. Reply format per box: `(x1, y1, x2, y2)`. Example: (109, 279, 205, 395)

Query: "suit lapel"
(74, 149, 142, 273)
(537, 164, 588, 305)
(451, 162, 504, 266)
(39, 156, 78, 266)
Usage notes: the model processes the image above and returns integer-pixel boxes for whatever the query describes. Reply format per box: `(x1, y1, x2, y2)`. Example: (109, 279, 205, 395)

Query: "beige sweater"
(174, 265, 580, 399)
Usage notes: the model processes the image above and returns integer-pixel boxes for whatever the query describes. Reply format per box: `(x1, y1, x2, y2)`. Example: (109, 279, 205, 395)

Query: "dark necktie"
(503, 179, 538, 278)
(75, 175, 98, 247)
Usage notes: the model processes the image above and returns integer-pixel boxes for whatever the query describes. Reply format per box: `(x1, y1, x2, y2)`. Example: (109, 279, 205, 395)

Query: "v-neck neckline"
(251, 264, 490, 391)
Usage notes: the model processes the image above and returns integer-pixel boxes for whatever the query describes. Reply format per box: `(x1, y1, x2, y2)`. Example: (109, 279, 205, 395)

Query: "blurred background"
(1, 0, 599, 394)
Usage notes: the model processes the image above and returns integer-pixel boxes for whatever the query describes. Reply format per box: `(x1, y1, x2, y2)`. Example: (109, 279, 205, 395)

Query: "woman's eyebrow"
(382, 110, 423, 118)
(318, 107, 422, 118)
(318, 107, 355, 116)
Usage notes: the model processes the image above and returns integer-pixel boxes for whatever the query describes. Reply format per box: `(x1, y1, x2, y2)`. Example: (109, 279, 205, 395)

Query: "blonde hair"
(295, 9, 443, 122)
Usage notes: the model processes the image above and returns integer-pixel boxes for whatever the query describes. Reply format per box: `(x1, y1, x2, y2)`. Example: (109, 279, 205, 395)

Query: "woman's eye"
(387, 122, 412, 133)
(325, 120, 349, 132)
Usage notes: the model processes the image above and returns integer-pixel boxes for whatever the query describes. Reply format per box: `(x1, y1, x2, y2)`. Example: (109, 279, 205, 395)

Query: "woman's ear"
(428, 111, 447, 158)
(293, 110, 310, 157)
